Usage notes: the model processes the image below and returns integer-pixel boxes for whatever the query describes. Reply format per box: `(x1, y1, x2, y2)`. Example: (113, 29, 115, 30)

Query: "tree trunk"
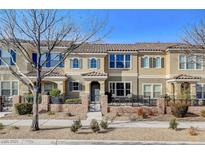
(31, 87, 39, 131)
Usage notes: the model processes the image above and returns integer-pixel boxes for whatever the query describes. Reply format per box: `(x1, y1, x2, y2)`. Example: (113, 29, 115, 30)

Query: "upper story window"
(90, 58, 97, 68)
(141, 56, 164, 68)
(32, 52, 64, 68)
(0, 49, 16, 66)
(70, 58, 82, 69)
(109, 54, 131, 69)
(179, 54, 203, 70)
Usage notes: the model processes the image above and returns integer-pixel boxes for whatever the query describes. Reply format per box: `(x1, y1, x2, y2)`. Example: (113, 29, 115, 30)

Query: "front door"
(89, 82, 101, 112)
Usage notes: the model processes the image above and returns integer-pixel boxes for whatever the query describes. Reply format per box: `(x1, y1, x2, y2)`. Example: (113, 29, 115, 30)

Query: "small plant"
(0, 123, 4, 130)
(187, 127, 198, 136)
(100, 120, 108, 129)
(90, 119, 100, 133)
(147, 109, 155, 116)
(47, 111, 55, 115)
(169, 118, 178, 130)
(70, 120, 82, 133)
(129, 114, 137, 121)
(116, 112, 122, 117)
(15, 103, 33, 115)
(11, 125, 19, 130)
(66, 112, 73, 117)
(171, 102, 189, 118)
(49, 89, 61, 97)
(137, 108, 144, 116)
(200, 110, 205, 117)
(65, 98, 81, 104)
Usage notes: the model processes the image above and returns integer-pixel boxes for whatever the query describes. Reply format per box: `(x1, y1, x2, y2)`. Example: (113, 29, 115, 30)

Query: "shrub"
(129, 114, 137, 121)
(100, 120, 108, 129)
(70, 120, 82, 133)
(66, 112, 73, 117)
(65, 98, 81, 104)
(116, 112, 122, 117)
(24, 93, 33, 103)
(187, 127, 198, 136)
(171, 102, 189, 118)
(137, 108, 144, 116)
(11, 125, 19, 130)
(169, 118, 178, 130)
(90, 119, 100, 133)
(0, 123, 4, 130)
(147, 109, 155, 116)
(200, 110, 205, 117)
(15, 103, 32, 115)
(49, 89, 61, 97)
(47, 111, 55, 115)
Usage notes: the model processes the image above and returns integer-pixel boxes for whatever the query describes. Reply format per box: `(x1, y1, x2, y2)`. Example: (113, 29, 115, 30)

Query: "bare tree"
(0, 10, 108, 131)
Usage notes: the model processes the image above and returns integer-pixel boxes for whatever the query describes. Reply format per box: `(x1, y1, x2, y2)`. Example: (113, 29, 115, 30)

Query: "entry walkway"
(1, 119, 205, 128)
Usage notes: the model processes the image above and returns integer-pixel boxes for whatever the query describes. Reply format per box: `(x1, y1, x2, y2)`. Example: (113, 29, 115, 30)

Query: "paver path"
(1, 119, 205, 128)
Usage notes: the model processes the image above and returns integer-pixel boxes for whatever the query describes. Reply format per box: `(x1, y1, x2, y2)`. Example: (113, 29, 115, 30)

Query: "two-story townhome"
(0, 42, 204, 112)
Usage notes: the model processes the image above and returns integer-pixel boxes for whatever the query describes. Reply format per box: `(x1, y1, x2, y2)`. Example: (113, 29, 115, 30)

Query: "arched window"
(90, 58, 97, 68)
(73, 58, 79, 68)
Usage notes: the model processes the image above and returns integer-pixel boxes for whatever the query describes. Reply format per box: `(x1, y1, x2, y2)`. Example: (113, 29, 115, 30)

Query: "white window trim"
(196, 83, 205, 100)
(72, 81, 81, 92)
(108, 54, 132, 69)
(108, 81, 132, 97)
(143, 56, 149, 68)
(0, 80, 19, 96)
(71, 57, 81, 70)
(142, 83, 162, 99)
(39, 52, 63, 68)
(142, 55, 162, 69)
(178, 54, 203, 71)
(89, 57, 98, 69)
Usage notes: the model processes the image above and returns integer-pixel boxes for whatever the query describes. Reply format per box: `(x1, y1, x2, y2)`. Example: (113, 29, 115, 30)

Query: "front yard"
(1, 126, 205, 142)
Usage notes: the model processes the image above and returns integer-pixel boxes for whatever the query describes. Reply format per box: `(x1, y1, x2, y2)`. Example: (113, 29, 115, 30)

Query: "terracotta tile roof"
(26, 70, 66, 77)
(172, 74, 201, 80)
(82, 71, 107, 77)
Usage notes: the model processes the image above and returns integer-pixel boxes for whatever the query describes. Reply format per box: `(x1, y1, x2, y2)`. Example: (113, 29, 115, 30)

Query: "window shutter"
(79, 83, 82, 91)
(153, 57, 156, 68)
(97, 59, 100, 69)
(59, 54, 64, 67)
(79, 59, 82, 68)
(32, 53, 37, 67)
(149, 57, 153, 68)
(88, 59, 90, 68)
(0, 49, 2, 65)
(141, 57, 144, 68)
(69, 82, 73, 91)
(161, 57, 164, 68)
(10, 49, 16, 65)
(46, 53, 50, 67)
(70, 59, 73, 68)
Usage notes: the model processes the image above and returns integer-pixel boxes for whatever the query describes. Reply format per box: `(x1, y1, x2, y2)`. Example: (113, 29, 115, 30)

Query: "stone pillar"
(12, 95, 22, 113)
(84, 81, 91, 94)
(39, 95, 50, 112)
(99, 81, 105, 95)
(100, 95, 108, 115)
(190, 83, 196, 99)
(81, 94, 89, 113)
(0, 96, 3, 112)
(174, 83, 181, 99)
(157, 98, 167, 114)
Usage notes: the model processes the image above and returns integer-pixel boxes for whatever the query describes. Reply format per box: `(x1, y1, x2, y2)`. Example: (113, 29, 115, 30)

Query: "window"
(196, 84, 205, 99)
(73, 82, 80, 91)
(44, 82, 57, 93)
(72, 58, 79, 68)
(50, 53, 61, 67)
(90, 58, 97, 68)
(179, 54, 203, 70)
(143, 84, 162, 98)
(109, 82, 131, 97)
(143, 57, 149, 68)
(0, 81, 18, 96)
(0, 49, 16, 66)
(109, 54, 131, 69)
(156, 57, 161, 68)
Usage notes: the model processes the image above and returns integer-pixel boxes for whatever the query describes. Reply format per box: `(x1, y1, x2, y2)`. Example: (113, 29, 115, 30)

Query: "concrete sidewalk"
(1, 119, 205, 128)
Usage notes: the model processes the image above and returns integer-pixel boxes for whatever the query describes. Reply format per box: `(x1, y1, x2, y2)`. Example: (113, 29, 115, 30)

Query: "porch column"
(84, 81, 91, 94)
(99, 81, 105, 95)
(174, 82, 181, 99)
(190, 83, 196, 99)
(55, 81, 66, 94)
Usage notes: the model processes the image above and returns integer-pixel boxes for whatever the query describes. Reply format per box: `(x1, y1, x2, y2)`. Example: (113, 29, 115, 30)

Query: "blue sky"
(69, 10, 205, 43)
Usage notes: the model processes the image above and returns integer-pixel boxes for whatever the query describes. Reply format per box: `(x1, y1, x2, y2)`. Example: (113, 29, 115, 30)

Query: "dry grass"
(0, 126, 205, 141)
(0, 112, 86, 120)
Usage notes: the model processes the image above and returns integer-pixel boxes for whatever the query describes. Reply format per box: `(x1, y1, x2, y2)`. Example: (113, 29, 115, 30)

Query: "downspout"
(136, 51, 139, 96)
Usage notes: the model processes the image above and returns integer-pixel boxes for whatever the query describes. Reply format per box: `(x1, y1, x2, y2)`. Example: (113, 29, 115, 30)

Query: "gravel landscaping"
(0, 126, 205, 141)
(0, 112, 86, 120)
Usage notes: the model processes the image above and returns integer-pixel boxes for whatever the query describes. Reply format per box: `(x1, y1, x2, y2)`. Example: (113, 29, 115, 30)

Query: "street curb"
(1, 139, 205, 145)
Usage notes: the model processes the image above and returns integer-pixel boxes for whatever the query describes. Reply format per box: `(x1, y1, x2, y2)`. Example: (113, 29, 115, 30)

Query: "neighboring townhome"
(0, 42, 205, 112)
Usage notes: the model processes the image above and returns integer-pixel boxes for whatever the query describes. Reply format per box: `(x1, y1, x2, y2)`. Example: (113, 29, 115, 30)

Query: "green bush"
(169, 118, 178, 130)
(15, 103, 33, 115)
(65, 98, 81, 104)
(90, 119, 100, 133)
(49, 89, 61, 97)
(47, 111, 55, 115)
(70, 120, 82, 133)
(171, 102, 189, 118)
(0, 123, 4, 130)
(100, 120, 108, 129)
(200, 110, 205, 117)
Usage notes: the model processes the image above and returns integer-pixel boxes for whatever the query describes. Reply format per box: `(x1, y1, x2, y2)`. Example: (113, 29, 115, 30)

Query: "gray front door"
(89, 82, 101, 112)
